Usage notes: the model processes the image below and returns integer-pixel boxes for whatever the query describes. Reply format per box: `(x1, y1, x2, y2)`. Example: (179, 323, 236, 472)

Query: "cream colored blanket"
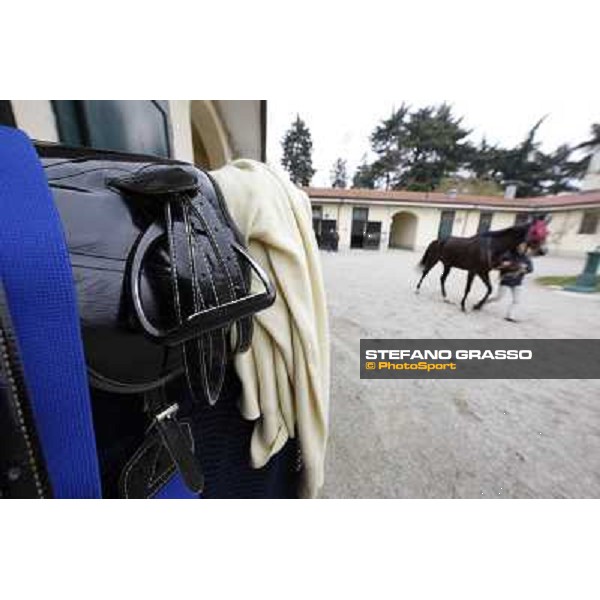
(212, 160, 330, 499)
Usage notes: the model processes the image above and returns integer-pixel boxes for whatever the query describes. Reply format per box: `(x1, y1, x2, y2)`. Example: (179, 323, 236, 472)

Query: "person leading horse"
(415, 216, 549, 311)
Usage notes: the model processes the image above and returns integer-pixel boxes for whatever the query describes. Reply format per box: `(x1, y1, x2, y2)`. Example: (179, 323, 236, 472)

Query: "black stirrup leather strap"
(121, 182, 274, 405)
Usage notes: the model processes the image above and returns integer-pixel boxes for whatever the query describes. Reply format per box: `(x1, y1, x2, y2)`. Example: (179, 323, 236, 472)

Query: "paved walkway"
(320, 249, 600, 498)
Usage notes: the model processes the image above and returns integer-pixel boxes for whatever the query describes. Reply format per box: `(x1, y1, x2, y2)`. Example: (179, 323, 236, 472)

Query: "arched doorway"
(389, 211, 418, 249)
(189, 101, 232, 169)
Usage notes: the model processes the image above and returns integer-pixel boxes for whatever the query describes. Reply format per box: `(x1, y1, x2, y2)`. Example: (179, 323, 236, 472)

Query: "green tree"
(465, 137, 504, 182)
(370, 104, 410, 189)
(330, 158, 348, 188)
(367, 103, 472, 191)
(357, 108, 594, 197)
(401, 104, 472, 191)
(281, 115, 316, 186)
(492, 117, 548, 197)
(352, 156, 377, 189)
(538, 144, 579, 195)
(572, 123, 600, 178)
(575, 123, 600, 153)
(488, 118, 581, 197)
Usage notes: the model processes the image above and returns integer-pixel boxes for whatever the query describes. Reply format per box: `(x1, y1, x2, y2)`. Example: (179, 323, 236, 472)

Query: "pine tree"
(465, 137, 504, 182)
(466, 120, 582, 197)
(370, 104, 410, 189)
(575, 123, 600, 153)
(330, 158, 348, 188)
(493, 117, 547, 197)
(281, 115, 316, 186)
(572, 123, 600, 178)
(366, 103, 472, 191)
(352, 156, 377, 189)
(354, 107, 593, 197)
(538, 144, 579, 195)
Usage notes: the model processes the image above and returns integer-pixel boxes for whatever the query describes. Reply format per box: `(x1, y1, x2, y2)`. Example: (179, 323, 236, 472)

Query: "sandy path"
(320, 249, 600, 498)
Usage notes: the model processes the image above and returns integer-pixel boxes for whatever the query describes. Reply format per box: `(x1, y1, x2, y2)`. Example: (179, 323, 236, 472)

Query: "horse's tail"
(418, 240, 441, 270)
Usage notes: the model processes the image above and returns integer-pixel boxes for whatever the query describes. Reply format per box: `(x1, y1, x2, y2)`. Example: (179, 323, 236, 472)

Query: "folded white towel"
(212, 160, 330, 499)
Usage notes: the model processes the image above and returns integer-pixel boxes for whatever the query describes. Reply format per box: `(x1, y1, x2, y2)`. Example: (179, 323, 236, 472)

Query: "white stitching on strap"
(0, 328, 45, 498)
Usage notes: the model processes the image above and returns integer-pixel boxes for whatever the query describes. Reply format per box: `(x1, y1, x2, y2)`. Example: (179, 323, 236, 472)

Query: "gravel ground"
(320, 248, 600, 498)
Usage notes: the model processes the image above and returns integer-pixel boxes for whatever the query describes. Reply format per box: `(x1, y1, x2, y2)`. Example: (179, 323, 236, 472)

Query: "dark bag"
(1, 142, 303, 499)
(40, 143, 274, 404)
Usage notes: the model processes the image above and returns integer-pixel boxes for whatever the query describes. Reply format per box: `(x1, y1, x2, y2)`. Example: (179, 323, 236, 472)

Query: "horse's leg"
(473, 271, 493, 310)
(416, 241, 441, 293)
(416, 270, 428, 292)
(440, 264, 452, 301)
(460, 271, 475, 312)
(416, 261, 437, 292)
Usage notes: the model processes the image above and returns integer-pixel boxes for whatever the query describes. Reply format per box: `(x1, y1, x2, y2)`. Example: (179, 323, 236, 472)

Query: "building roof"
(305, 186, 600, 211)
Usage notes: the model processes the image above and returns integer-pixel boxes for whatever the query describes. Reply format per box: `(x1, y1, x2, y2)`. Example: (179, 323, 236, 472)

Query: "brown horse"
(416, 218, 549, 311)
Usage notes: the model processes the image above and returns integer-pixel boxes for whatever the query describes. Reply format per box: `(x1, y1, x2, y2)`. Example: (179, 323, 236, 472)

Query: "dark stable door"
(320, 219, 338, 251)
(364, 221, 381, 249)
(351, 219, 366, 248)
(313, 217, 322, 246)
(438, 210, 455, 240)
(478, 212, 493, 233)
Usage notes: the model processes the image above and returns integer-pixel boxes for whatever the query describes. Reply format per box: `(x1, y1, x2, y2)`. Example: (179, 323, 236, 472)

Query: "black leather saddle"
(0, 143, 293, 499)
(40, 143, 274, 404)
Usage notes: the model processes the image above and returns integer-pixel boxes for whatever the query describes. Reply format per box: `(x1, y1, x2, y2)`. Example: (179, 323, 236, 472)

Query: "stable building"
(307, 187, 600, 257)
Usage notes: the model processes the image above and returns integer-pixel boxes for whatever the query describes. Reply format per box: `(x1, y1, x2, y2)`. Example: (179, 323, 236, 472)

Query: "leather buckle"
(154, 403, 204, 494)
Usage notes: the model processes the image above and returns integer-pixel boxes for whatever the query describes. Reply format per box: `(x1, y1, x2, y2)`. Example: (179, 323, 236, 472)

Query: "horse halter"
(525, 218, 549, 251)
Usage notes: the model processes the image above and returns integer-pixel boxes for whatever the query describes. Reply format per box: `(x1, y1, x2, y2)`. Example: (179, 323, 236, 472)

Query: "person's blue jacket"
(498, 249, 533, 287)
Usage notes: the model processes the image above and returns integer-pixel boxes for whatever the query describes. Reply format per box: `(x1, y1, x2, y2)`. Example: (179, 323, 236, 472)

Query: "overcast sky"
(267, 95, 599, 188)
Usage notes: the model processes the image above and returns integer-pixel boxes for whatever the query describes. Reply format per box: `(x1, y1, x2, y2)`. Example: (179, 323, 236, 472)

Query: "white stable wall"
(309, 195, 600, 257)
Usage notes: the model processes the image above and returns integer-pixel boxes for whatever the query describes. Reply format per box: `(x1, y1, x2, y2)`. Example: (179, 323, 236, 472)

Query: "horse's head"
(525, 215, 550, 255)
